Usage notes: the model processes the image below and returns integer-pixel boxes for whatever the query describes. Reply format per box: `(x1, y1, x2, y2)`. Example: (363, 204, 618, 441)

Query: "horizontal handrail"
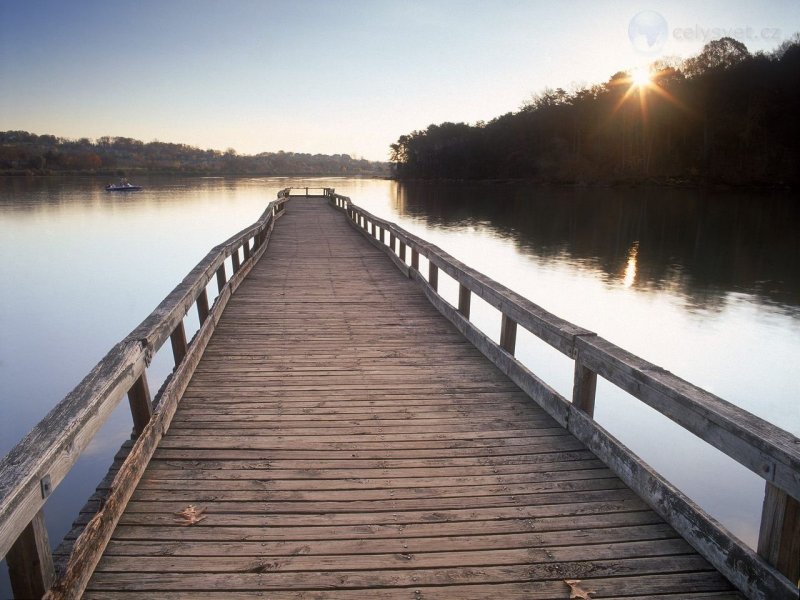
(0, 190, 291, 595)
(328, 189, 800, 600)
(283, 186, 333, 196)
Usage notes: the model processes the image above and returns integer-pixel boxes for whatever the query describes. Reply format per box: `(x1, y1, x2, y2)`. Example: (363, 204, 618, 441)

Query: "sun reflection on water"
(623, 241, 639, 288)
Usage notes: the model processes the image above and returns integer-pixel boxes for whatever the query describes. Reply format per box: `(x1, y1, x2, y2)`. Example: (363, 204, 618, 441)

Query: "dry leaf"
(564, 579, 595, 599)
(174, 505, 206, 526)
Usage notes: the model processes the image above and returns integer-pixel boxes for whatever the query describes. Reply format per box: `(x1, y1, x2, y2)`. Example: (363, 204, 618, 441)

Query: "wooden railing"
(0, 192, 290, 599)
(285, 186, 333, 197)
(328, 190, 800, 600)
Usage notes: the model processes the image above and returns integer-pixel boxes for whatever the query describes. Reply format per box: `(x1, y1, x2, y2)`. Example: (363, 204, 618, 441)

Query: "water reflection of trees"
(394, 181, 800, 313)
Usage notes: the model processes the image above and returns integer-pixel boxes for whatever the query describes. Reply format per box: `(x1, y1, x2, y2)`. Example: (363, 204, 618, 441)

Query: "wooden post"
(243, 239, 251, 261)
(399, 241, 406, 262)
(216, 264, 226, 294)
(411, 248, 419, 270)
(196, 288, 210, 325)
(500, 314, 517, 355)
(758, 483, 800, 583)
(380, 228, 385, 244)
(458, 284, 471, 319)
(170, 320, 188, 366)
(429, 263, 438, 291)
(127, 372, 152, 437)
(6, 509, 55, 599)
(305, 187, 308, 196)
(572, 359, 598, 416)
(231, 248, 241, 273)
(390, 233, 396, 253)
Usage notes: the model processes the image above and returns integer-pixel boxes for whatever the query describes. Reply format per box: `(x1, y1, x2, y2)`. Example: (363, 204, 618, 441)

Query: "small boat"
(105, 179, 142, 192)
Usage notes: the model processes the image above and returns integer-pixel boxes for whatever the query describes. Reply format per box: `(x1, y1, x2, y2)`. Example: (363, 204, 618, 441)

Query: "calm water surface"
(1, 176, 798, 591)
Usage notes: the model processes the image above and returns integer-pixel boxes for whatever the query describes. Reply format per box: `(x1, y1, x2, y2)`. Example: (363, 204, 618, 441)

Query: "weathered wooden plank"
(131, 469, 617, 496)
(86, 555, 715, 590)
(95, 538, 696, 572)
(100, 521, 678, 556)
(83, 585, 740, 600)
(99, 510, 666, 543)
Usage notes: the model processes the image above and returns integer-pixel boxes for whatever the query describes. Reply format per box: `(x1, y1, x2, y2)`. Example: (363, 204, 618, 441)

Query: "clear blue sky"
(1, 0, 798, 160)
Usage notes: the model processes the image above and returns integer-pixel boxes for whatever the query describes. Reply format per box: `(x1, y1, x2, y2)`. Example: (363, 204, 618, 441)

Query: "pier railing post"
(6, 509, 55, 599)
(231, 248, 241, 273)
(411, 248, 419, 271)
(216, 264, 226, 294)
(196, 288, 210, 325)
(758, 483, 800, 583)
(428, 263, 438, 291)
(571, 358, 598, 416)
(170, 321, 188, 366)
(399, 241, 406, 262)
(499, 314, 517, 355)
(243, 239, 251, 261)
(127, 372, 153, 437)
(458, 284, 471, 319)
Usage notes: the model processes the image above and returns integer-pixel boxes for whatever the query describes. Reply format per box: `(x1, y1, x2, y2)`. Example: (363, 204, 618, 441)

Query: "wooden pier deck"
(82, 198, 738, 598)
(2, 189, 798, 600)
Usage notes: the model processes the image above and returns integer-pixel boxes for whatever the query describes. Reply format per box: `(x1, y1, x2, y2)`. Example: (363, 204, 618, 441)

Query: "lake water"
(1, 175, 798, 592)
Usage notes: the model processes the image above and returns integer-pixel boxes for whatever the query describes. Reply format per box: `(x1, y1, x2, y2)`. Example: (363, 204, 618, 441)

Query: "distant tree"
(683, 37, 750, 77)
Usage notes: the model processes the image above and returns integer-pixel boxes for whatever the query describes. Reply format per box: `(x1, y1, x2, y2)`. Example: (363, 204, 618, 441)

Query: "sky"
(1, 0, 798, 161)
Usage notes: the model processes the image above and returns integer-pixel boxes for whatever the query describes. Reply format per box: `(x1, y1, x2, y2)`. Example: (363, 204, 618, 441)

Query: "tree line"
(0, 132, 390, 177)
(390, 37, 800, 186)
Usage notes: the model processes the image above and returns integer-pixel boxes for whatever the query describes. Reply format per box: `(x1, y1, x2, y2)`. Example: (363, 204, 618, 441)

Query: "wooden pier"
(1, 189, 798, 599)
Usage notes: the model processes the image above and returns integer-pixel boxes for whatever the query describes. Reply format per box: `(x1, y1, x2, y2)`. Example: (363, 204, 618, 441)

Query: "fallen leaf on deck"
(174, 505, 206, 526)
(564, 579, 595, 599)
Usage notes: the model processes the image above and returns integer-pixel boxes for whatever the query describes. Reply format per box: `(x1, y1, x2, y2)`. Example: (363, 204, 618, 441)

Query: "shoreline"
(389, 175, 795, 192)
(1, 171, 794, 192)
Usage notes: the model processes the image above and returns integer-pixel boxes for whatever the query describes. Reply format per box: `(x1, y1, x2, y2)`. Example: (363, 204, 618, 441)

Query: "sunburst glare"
(630, 67, 652, 89)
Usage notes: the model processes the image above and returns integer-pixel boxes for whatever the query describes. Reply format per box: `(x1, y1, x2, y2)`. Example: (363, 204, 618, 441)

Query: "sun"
(630, 67, 652, 89)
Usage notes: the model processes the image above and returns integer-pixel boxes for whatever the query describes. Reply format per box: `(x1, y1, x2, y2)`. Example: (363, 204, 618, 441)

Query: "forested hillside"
(390, 37, 800, 186)
(0, 132, 389, 177)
